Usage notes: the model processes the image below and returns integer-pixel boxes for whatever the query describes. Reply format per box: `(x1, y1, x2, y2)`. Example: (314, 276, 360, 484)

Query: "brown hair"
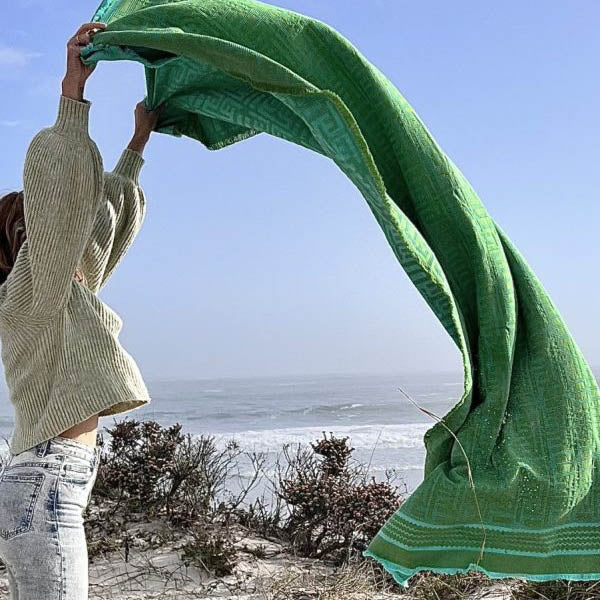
(0, 191, 86, 287)
(0, 191, 26, 286)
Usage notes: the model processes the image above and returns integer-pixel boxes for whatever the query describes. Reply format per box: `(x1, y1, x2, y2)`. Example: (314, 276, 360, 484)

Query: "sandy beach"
(0, 507, 514, 599)
(0, 522, 512, 600)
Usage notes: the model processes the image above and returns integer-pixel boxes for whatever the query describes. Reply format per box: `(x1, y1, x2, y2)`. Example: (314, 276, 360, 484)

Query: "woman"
(0, 22, 161, 598)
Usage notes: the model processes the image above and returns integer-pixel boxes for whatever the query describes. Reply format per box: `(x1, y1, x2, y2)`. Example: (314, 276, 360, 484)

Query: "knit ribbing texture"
(0, 94, 151, 455)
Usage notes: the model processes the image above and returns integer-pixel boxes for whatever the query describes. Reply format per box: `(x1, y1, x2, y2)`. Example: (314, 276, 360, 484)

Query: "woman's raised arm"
(8, 23, 107, 317)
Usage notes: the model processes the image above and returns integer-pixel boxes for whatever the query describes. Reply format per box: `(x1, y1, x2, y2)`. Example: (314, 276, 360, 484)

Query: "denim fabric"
(0, 435, 100, 599)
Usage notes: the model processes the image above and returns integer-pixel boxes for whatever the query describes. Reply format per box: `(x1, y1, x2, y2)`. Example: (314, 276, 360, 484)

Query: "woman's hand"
(127, 100, 164, 155)
(133, 100, 162, 139)
(61, 22, 107, 101)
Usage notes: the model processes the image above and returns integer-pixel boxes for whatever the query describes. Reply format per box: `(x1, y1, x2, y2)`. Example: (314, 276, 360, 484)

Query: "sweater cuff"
(53, 95, 91, 140)
(113, 148, 145, 183)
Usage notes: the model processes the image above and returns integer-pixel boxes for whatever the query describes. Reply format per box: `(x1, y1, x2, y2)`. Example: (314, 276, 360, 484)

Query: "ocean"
(1, 369, 598, 497)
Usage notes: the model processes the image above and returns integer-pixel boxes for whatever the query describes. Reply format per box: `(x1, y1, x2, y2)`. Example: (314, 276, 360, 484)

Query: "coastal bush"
(233, 493, 286, 538)
(275, 431, 404, 564)
(82, 422, 404, 578)
(94, 418, 184, 514)
(85, 420, 263, 570)
(166, 434, 243, 526)
(180, 521, 238, 577)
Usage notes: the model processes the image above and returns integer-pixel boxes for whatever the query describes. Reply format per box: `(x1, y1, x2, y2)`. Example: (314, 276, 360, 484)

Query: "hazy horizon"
(1, 1, 598, 381)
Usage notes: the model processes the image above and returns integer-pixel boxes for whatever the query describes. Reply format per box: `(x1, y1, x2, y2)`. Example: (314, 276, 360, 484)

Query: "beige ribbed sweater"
(0, 95, 152, 455)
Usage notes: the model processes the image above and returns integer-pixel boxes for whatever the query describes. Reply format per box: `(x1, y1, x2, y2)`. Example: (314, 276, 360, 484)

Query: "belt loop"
(35, 439, 51, 458)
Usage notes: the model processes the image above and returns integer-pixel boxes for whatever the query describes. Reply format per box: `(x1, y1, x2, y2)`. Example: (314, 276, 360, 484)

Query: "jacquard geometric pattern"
(83, 0, 600, 587)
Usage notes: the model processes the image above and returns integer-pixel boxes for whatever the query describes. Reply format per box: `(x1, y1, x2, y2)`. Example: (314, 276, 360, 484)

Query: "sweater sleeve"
(19, 95, 104, 316)
(79, 148, 146, 293)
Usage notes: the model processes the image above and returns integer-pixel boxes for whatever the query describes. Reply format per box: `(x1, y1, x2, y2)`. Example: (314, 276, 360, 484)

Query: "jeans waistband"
(15, 436, 100, 465)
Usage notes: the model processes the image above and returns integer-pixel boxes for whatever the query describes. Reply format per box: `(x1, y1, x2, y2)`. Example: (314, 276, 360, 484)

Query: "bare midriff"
(58, 413, 99, 448)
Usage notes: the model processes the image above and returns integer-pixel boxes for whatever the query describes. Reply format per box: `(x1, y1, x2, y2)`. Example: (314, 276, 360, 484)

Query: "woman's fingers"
(75, 22, 107, 35)
(64, 22, 106, 87)
(132, 99, 163, 137)
(76, 29, 103, 46)
(74, 32, 92, 46)
(69, 22, 106, 47)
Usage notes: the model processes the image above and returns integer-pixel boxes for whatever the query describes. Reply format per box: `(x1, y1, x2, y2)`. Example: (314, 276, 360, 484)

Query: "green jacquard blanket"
(83, 0, 600, 588)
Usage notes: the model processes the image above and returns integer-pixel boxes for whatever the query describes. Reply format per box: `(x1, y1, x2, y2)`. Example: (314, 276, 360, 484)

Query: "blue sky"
(0, 1, 598, 380)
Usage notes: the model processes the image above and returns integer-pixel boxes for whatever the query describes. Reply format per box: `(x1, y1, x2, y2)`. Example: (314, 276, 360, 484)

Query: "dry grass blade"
(397, 386, 487, 566)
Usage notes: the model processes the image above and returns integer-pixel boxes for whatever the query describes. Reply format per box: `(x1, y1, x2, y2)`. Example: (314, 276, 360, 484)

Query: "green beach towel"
(82, 0, 600, 588)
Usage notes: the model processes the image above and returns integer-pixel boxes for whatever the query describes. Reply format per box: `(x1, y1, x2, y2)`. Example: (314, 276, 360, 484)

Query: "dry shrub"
(180, 520, 238, 577)
(94, 419, 184, 515)
(275, 431, 404, 563)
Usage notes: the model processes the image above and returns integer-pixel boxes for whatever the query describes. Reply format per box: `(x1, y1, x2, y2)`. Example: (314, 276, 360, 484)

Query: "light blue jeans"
(0, 435, 100, 599)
